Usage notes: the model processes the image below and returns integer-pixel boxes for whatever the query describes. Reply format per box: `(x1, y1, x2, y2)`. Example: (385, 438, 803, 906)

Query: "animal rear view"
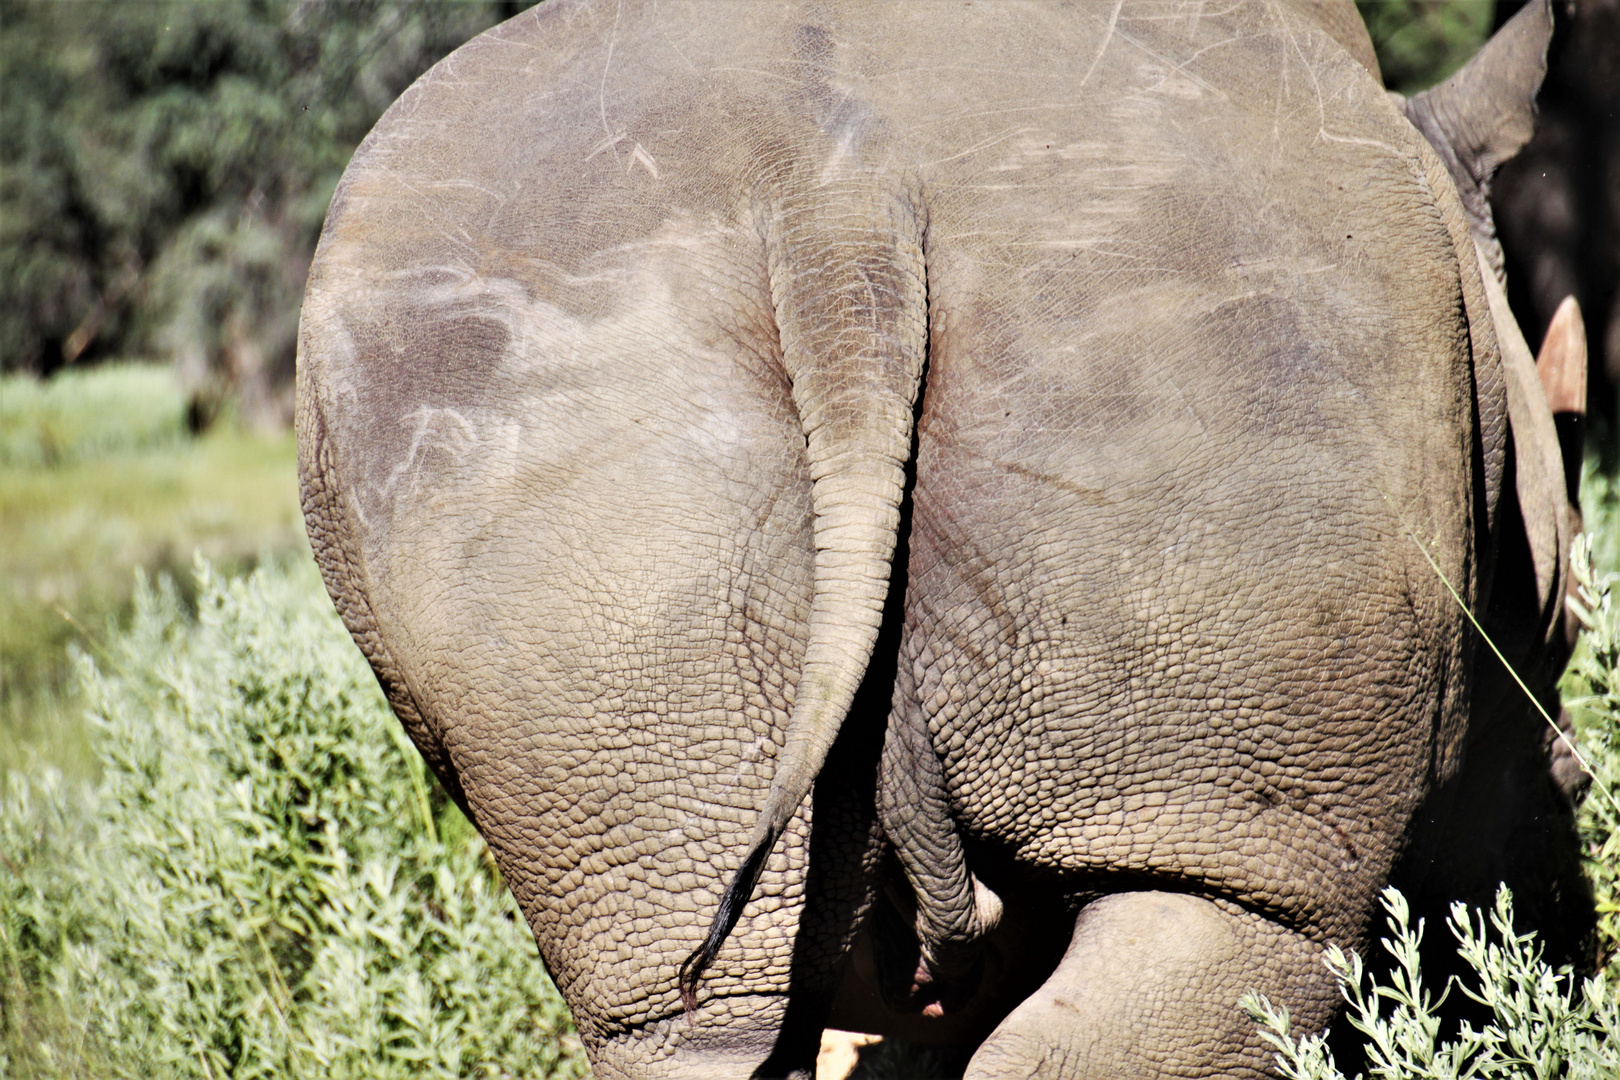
(297, 1, 1588, 1077)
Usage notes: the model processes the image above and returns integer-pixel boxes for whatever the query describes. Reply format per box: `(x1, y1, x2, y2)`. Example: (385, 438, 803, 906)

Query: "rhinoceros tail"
(679, 182, 929, 1014)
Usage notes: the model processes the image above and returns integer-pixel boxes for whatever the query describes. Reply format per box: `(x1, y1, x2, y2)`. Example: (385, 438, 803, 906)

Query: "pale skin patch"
(816, 1030, 881, 1080)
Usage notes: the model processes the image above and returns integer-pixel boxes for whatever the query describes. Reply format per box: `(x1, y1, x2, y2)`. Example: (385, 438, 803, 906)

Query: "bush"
(1245, 887, 1620, 1079)
(0, 559, 587, 1079)
(0, 363, 187, 468)
(1568, 529, 1620, 981)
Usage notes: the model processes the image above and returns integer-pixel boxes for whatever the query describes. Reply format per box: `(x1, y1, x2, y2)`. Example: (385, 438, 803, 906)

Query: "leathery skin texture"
(294, 2, 1573, 1077)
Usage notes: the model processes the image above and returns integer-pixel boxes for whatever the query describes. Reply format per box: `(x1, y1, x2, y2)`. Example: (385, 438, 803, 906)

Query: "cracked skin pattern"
(294, 1, 1542, 1077)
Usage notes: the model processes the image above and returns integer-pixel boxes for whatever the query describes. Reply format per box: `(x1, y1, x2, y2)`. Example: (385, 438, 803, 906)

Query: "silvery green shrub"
(1246, 887, 1620, 1080)
(1568, 531, 1620, 980)
(0, 559, 586, 1078)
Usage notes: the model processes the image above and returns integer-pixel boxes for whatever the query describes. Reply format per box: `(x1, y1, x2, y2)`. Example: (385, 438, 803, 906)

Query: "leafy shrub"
(0, 559, 587, 1079)
(1245, 887, 1620, 1079)
(1245, 486, 1620, 1076)
(1568, 530, 1620, 980)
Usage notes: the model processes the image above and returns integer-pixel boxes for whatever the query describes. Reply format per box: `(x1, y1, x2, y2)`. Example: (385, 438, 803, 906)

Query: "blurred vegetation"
(0, 0, 519, 424)
(0, 561, 587, 1078)
(1354, 0, 1496, 92)
(0, 364, 303, 779)
(1, 363, 187, 467)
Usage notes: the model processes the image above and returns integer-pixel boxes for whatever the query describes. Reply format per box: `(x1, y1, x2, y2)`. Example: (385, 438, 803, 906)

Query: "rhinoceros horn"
(1537, 295, 1588, 500)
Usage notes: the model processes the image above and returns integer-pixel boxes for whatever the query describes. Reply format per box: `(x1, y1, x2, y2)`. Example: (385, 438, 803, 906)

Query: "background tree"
(0, 0, 520, 427)
(3, 0, 1612, 445)
(1356, 0, 1496, 90)
(1490, 0, 1619, 463)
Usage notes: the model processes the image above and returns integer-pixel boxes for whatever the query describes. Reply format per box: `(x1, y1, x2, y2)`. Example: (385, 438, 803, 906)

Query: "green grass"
(1, 363, 305, 779)
(0, 363, 190, 468)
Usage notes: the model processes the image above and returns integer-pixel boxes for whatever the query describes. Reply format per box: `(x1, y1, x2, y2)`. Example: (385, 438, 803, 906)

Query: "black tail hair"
(678, 824, 781, 1017)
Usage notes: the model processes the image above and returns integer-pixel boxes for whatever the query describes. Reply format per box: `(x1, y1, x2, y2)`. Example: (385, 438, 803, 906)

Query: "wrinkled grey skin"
(296, 2, 1586, 1077)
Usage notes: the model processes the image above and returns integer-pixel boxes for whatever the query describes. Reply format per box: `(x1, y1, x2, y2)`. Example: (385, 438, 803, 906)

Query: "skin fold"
(296, 2, 1586, 1077)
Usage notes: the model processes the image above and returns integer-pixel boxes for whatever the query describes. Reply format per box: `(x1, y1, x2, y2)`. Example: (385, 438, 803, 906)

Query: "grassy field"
(0, 560, 586, 1079)
(1, 363, 305, 777)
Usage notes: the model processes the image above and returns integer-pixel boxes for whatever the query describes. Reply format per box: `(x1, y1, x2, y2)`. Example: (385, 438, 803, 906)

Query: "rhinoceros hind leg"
(964, 892, 1334, 1080)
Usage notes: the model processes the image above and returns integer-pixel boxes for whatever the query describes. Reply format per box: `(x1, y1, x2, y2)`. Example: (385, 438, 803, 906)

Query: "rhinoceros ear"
(1399, 0, 1554, 281)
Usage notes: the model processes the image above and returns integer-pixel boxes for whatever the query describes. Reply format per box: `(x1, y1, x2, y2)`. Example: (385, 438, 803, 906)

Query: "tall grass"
(0, 363, 188, 468)
(0, 560, 587, 1078)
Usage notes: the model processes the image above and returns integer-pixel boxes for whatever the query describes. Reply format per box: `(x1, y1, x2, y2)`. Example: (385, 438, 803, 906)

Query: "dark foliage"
(1491, 0, 1620, 454)
(0, 0, 521, 424)
(1355, 0, 1493, 92)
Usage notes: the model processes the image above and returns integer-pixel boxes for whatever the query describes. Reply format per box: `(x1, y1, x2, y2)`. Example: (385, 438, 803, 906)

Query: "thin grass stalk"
(1407, 531, 1620, 820)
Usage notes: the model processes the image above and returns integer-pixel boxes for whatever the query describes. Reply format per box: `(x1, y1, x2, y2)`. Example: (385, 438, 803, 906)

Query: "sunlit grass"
(0, 364, 305, 779)
(0, 363, 188, 468)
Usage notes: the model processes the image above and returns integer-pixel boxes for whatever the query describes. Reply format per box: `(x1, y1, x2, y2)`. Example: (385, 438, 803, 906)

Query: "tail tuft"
(679, 826, 779, 1016)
